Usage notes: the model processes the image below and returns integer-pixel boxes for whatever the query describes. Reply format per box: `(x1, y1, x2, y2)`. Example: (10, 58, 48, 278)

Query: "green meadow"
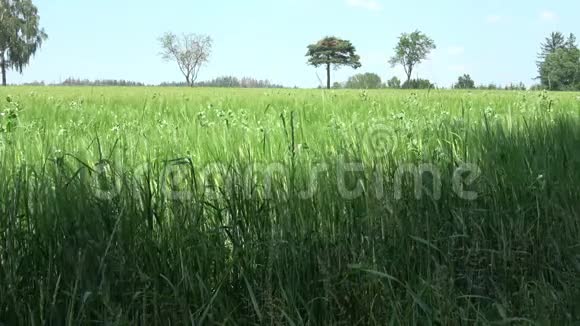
(1, 87, 580, 324)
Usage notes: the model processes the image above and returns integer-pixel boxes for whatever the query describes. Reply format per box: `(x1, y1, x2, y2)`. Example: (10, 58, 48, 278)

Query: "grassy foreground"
(0, 87, 580, 324)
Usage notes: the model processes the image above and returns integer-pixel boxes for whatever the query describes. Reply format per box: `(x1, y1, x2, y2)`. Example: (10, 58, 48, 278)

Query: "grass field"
(1, 87, 580, 324)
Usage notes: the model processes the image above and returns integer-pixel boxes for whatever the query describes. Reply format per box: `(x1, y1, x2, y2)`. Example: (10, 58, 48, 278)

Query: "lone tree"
(389, 30, 435, 84)
(306, 36, 361, 89)
(454, 74, 475, 89)
(0, 0, 47, 86)
(159, 32, 212, 87)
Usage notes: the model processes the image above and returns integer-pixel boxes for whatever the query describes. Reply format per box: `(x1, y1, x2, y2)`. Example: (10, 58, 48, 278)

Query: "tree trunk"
(404, 64, 413, 86)
(326, 62, 331, 89)
(1, 52, 6, 86)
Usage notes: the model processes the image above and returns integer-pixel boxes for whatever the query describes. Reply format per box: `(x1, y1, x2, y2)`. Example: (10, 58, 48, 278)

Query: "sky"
(7, 0, 580, 88)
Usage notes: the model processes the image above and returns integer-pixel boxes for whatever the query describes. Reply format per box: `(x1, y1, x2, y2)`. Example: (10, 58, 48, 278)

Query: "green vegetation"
(345, 72, 383, 89)
(306, 37, 361, 89)
(0, 0, 47, 86)
(537, 32, 580, 91)
(454, 74, 476, 89)
(387, 76, 401, 89)
(402, 78, 434, 89)
(2, 1, 580, 323)
(389, 30, 436, 84)
(1, 87, 579, 324)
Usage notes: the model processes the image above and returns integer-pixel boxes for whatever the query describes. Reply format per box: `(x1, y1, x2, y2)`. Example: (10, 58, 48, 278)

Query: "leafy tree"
(0, 0, 48, 86)
(159, 32, 213, 87)
(536, 32, 572, 87)
(306, 36, 361, 89)
(345, 72, 382, 89)
(332, 82, 343, 89)
(566, 33, 578, 50)
(538, 32, 566, 63)
(536, 32, 580, 90)
(389, 30, 435, 83)
(454, 74, 475, 89)
(540, 47, 580, 90)
(386, 76, 401, 88)
(402, 78, 434, 89)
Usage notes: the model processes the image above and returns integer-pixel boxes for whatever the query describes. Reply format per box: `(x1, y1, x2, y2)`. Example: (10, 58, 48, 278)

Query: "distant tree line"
(334, 72, 527, 90)
(60, 78, 145, 87)
(331, 73, 434, 90)
(474, 82, 527, 91)
(196, 76, 283, 88)
(452, 75, 526, 90)
(21, 80, 45, 86)
(160, 76, 283, 88)
(52, 74, 529, 91)
(51, 76, 284, 88)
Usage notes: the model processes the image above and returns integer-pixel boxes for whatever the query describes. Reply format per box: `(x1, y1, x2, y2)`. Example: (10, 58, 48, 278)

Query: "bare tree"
(159, 32, 212, 87)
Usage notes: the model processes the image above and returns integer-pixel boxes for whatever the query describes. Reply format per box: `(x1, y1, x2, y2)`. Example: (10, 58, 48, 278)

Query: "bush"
(345, 73, 383, 89)
(402, 78, 434, 89)
(477, 83, 499, 90)
(453, 74, 475, 89)
(386, 76, 401, 89)
(504, 82, 527, 91)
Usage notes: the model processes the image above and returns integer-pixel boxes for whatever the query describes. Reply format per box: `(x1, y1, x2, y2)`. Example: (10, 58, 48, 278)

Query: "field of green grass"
(1, 87, 580, 324)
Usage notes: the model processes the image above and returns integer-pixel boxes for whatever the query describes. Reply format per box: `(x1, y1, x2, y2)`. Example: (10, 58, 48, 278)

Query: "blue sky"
(9, 0, 580, 87)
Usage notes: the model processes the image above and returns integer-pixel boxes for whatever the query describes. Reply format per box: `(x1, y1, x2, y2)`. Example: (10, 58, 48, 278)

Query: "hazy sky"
(8, 0, 579, 87)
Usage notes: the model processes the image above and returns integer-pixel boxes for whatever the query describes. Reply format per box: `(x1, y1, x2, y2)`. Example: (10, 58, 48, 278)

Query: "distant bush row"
(20, 75, 532, 91)
(160, 76, 284, 88)
(18, 76, 283, 88)
(330, 73, 530, 90)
